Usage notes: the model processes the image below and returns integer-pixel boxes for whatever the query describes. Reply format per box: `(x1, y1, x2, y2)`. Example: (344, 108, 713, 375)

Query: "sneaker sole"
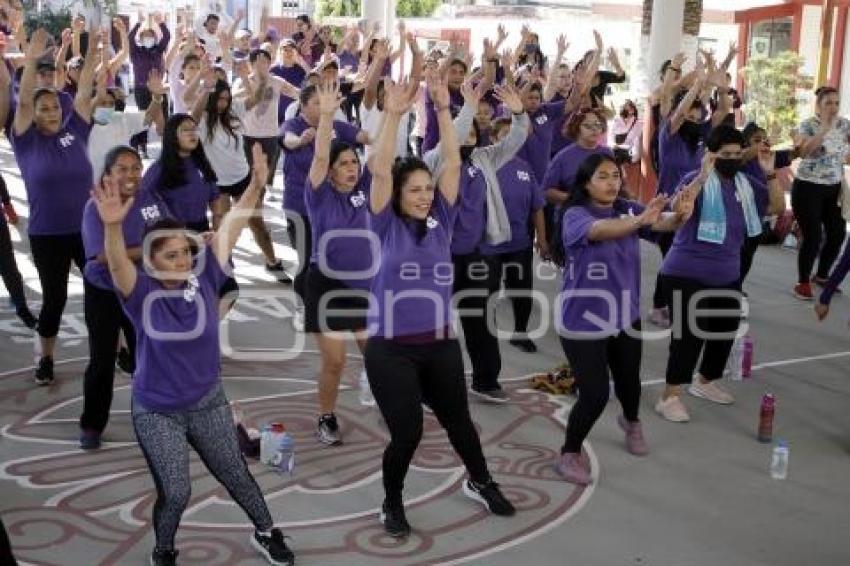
(654, 405, 690, 423)
(616, 417, 649, 456)
(378, 510, 410, 538)
(249, 533, 293, 566)
(793, 291, 814, 301)
(316, 432, 343, 446)
(461, 480, 490, 511)
(34, 377, 53, 386)
(687, 385, 734, 405)
(469, 389, 510, 404)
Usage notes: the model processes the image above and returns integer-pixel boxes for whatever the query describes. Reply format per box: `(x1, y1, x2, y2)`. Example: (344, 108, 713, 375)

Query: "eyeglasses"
(581, 122, 605, 130)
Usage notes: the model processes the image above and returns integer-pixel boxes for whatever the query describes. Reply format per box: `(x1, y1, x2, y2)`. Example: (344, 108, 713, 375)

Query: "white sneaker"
(291, 307, 305, 332)
(358, 370, 376, 406)
(654, 395, 690, 423)
(688, 380, 734, 405)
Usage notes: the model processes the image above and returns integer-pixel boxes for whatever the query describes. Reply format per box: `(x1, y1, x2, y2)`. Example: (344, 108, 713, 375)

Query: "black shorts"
(304, 265, 369, 333)
(219, 174, 252, 198)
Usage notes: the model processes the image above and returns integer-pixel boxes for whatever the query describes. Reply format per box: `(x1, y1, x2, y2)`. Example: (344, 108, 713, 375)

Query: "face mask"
(93, 106, 115, 125)
(678, 120, 702, 150)
(142, 37, 156, 49)
(460, 145, 475, 162)
(714, 157, 741, 178)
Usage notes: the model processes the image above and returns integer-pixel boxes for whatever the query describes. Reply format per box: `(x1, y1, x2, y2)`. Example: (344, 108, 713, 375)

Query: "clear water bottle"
(727, 335, 744, 381)
(273, 429, 296, 474)
(259, 424, 274, 465)
(770, 440, 789, 480)
(359, 370, 376, 407)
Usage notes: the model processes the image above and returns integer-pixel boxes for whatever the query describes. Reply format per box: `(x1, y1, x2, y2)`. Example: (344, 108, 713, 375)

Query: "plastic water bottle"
(727, 335, 744, 381)
(741, 334, 754, 378)
(259, 424, 274, 465)
(359, 370, 376, 407)
(273, 429, 296, 474)
(770, 440, 789, 480)
(758, 393, 775, 443)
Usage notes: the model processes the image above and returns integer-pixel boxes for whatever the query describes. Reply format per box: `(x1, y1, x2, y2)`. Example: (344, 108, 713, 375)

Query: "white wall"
(799, 4, 823, 78)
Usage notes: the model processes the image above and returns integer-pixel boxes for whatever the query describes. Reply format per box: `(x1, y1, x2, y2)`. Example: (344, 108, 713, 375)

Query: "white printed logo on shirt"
(140, 205, 162, 222)
(467, 166, 478, 177)
(535, 115, 548, 126)
(349, 190, 366, 208)
(59, 132, 76, 148)
(183, 274, 200, 303)
(517, 170, 531, 182)
(426, 216, 439, 230)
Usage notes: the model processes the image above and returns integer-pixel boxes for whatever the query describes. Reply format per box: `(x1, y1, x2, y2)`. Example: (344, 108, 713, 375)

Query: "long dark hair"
(550, 154, 628, 266)
(204, 80, 241, 146)
(391, 156, 432, 218)
(100, 145, 141, 184)
(159, 114, 218, 190)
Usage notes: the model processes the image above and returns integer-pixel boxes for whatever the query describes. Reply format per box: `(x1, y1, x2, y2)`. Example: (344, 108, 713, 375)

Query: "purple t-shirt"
(368, 193, 459, 338)
(480, 156, 543, 255)
(337, 50, 359, 73)
(11, 112, 93, 235)
(422, 89, 464, 153)
(559, 200, 652, 336)
(741, 150, 792, 185)
(139, 159, 219, 228)
(281, 116, 360, 215)
(451, 163, 488, 256)
(305, 170, 374, 290)
(542, 144, 614, 194)
(122, 245, 228, 412)
(656, 120, 710, 196)
(549, 94, 573, 157)
(517, 101, 566, 183)
(661, 171, 769, 286)
(82, 191, 170, 291)
(270, 63, 306, 124)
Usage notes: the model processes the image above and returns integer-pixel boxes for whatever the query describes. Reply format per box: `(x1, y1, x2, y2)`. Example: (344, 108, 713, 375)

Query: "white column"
(363, 0, 395, 38)
(645, 0, 684, 93)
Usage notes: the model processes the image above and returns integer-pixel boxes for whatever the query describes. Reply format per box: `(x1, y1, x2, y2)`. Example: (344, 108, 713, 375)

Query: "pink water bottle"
(741, 334, 754, 378)
(758, 393, 775, 443)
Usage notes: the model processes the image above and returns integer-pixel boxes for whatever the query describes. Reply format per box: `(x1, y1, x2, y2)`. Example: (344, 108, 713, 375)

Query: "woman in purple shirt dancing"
(365, 77, 516, 538)
(92, 145, 294, 566)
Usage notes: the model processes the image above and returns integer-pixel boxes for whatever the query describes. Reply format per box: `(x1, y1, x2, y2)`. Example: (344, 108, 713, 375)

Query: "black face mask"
(715, 157, 741, 178)
(460, 145, 475, 162)
(678, 120, 702, 151)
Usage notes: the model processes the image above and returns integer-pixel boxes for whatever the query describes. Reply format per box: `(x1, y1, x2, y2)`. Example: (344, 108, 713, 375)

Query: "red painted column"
(830, 6, 848, 86)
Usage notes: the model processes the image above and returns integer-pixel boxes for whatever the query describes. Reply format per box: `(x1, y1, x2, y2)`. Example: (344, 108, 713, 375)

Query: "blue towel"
(697, 171, 763, 244)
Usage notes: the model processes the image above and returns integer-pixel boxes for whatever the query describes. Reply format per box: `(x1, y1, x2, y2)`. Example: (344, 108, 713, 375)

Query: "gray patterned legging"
(132, 382, 273, 551)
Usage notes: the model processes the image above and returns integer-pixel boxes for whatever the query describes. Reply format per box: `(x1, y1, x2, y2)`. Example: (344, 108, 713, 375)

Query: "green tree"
(741, 51, 813, 143)
(317, 0, 442, 19)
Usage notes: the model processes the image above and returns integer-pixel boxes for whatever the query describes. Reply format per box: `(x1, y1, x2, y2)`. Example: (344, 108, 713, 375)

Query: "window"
(749, 17, 792, 60)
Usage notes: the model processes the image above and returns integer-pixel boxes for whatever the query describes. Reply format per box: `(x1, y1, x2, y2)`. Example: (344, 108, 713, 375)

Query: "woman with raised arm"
(93, 144, 295, 566)
(10, 28, 98, 386)
(551, 153, 693, 485)
(303, 80, 376, 445)
(365, 77, 515, 539)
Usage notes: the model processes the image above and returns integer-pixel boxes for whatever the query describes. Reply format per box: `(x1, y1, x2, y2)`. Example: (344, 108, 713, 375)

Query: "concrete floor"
(0, 144, 849, 565)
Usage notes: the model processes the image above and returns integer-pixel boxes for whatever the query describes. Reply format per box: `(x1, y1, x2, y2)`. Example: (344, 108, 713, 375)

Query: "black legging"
(80, 280, 136, 433)
(132, 383, 273, 552)
(739, 234, 762, 286)
(559, 322, 642, 454)
(0, 212, 34, 327)
(286, 211, 312, 305)
(791, 179, 847, 283)
(496, 247, 534, 334)
(29, 234, 86, 338)
(652, 232, 675, 309)
(663, 275, 742, 385)
(364, 337, 491, 500)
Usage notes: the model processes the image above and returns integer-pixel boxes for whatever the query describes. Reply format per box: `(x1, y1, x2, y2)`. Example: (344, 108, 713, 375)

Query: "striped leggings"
(132, 382, 273, 551)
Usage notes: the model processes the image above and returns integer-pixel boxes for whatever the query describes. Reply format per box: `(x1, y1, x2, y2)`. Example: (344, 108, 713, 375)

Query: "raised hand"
(496, 24, 508, 46)
(493, 84, 523, 114)
(26, 27, 50, 59)
(697, 151, 716, 183)
(61, 28, 72, 48)
(556, 34, 568, 56)
(147, 69, 167, 95)
(640, 195, 668, 225)
(113, 17, 126, 34)
(317, 79, 342, 116)
(607, 47, 620, 67)
(427, 74, 450, 110)
(460, 77, 482, 106)
(384, 79, 416, 115)
(671, 51, 687, 70)
(300, 127, 316, 146)
(593, 29, 603, 52)
(153, 12, 165, 25)
(757, 143, 776, 174)
(483, 37, 497, 61)
(674, 186, 696, 222)
(91, 176, 133, 225)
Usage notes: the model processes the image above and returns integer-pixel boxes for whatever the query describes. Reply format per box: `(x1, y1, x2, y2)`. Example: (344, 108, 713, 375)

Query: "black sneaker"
(316, 413, 342, 446)
(34, 356, 54, 386)
(463, 479, 516, 516)
(266, 260, 293, 284)
(116, 346, 135, 376)
(251, 528, 295, 566)
(470, 385, 510, 404)
(379, 498, 411, 538)
(150, 548, 178, 566)
(79, 428, 102, 450)
(509, 338, 538, 353)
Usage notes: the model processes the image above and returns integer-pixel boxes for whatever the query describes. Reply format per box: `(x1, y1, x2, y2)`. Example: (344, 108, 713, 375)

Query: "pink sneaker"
(617, 415, 649, 456)
(554, 452, 592, 485)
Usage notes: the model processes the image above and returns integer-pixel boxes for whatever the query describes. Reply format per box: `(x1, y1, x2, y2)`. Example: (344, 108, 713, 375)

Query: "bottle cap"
(270, 422, 285, 432)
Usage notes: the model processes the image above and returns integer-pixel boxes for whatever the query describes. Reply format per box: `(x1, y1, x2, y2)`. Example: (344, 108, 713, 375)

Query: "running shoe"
(554, 452, 592, 485)
(793, 282, 814, 300)
(79, 428, 102, 450)
(34, 356, 54, 386)
(265, 260, 293, 284)
(654, 395, 690, 422)
(150, 549, 178, 566)
(462, 479, 516, 516)
(251, 528, 295, 566)
(316, 413, 342, 446)
(688, 380, 734, 405)
(509, 338, 537, 353)
(617, 415, 649, 456)
(379, 498, 411, 538)
(470, 385, 510, 404)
